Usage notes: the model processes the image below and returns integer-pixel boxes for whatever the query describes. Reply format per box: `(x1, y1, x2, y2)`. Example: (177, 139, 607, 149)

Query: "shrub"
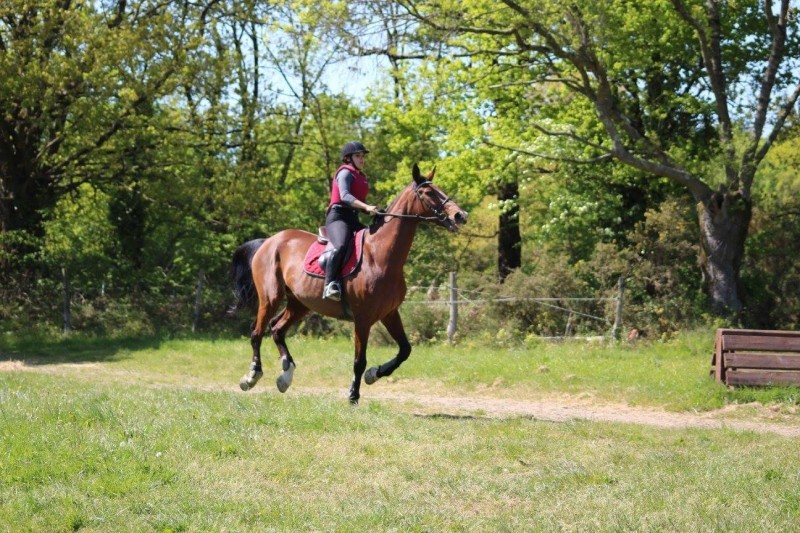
(742, 195, 800, 329)
(583, 197, 707, 337)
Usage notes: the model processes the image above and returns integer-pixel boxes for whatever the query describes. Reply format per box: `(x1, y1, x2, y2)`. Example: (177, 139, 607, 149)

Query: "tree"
(340, 1, 519, 281)
(0, 0, 207, 263)
(398, 0, 800, 315)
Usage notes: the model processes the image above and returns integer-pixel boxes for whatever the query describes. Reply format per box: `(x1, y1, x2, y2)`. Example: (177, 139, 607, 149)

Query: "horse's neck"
(367, 190, 420, 271)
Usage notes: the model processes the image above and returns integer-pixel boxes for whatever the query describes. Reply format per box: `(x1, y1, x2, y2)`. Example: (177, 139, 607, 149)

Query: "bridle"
(377, 181, 452, 223)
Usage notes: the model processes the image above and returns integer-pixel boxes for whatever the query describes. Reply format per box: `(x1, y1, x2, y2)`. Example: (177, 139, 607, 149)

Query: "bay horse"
(229, 164, 467, 404)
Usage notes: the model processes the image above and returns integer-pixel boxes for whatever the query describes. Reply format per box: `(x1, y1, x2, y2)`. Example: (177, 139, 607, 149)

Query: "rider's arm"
(336, 170, 378, 214)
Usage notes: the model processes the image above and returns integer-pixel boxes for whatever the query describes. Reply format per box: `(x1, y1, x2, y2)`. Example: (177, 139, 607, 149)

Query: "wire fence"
(403, 273, 626, 343)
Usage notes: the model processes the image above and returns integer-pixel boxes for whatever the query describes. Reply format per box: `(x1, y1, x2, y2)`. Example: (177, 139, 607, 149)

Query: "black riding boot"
(323, 247, 344, 301)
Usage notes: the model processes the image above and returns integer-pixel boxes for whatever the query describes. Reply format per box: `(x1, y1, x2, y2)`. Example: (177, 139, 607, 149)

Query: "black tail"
(227, 238, 266, 316)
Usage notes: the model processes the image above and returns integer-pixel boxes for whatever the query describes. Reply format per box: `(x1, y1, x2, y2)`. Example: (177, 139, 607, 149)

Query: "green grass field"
(2, 330, 799, 531)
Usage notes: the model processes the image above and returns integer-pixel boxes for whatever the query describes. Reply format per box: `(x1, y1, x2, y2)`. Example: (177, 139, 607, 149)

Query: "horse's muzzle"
(447, 210, 468, 231)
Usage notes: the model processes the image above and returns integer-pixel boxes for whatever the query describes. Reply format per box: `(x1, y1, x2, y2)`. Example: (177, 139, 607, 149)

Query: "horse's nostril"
(456, 211, 468, 224)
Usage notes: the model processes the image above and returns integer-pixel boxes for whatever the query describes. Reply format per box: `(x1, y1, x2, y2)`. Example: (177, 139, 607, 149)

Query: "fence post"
(447, 271, 458, 345)
(564, 311, 574, 337)
(611, 276, 625, 340)
(192, 269, 204, 334)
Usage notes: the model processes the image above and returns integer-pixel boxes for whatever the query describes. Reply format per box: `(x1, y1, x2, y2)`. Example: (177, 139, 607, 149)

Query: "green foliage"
(0, 0, 401, 335)
(737, 133, 800, 329)
(398, 198, 711, 341)
(755, 131, 800, 196)
(3, 0, 800, 336)
(584, 197, 708, 337)
(742, 195, 800, 329)
(392, 0, 800, 316)
(0, 0, 201, 235)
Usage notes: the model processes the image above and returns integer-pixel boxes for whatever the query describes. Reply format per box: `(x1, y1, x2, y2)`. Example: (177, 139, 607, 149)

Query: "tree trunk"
(0, 143, 55, 237)
(497, 180, 521, 283)
(0, 159, 56, 271)
(109, 181, 147, 271)
(697, 190, 751, 316)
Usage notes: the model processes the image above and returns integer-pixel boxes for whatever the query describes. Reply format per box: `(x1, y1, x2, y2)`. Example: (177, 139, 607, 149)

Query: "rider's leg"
(324, 210, 354, 300)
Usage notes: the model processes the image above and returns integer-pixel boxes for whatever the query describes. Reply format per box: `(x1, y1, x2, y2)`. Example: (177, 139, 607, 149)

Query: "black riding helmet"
(341, 141, 369, 161)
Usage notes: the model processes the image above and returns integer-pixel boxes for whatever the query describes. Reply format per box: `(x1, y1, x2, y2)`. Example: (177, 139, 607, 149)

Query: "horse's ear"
(412, 163, 424, 185)
(426, 166, 436, 181)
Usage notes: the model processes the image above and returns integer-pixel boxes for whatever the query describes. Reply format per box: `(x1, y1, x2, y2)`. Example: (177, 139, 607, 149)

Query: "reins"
(376, 212, 441, 221)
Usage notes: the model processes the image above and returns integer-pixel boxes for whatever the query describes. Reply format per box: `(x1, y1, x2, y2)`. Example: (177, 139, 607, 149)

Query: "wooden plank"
(714, 329, 800, 385)
(718, 328, 800, 337)
(726, 370, 800, 387)
(722, 334, 800, 352)
(715, 329, 724, 382)
(724, 353, 800, 370)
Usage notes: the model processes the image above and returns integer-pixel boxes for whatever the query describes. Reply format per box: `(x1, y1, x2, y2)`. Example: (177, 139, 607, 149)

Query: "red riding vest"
(328, 164, 369, 209)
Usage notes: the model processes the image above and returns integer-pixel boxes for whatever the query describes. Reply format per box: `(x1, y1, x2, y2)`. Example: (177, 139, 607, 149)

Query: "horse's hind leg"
(365, 309, 411, 385)
(240, 298, 273, 390)
(240, 256, 284, 391)
(270, 297, 309, 393)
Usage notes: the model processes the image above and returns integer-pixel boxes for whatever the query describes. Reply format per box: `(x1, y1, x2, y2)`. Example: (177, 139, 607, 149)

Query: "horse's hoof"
(364, 367, 379, 385)
(275, 376, 290, 392)
(276, 375, 290, 393)
(240, 369, 263, 391)
(276, 363, 295, 393)
(349, 397, 359, 406)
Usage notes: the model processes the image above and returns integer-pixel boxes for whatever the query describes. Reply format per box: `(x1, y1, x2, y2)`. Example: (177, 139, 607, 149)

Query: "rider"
(323, 141, 380, 301)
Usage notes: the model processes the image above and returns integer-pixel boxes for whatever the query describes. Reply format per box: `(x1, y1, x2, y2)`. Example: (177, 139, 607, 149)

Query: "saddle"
(303, 228, 366, 279)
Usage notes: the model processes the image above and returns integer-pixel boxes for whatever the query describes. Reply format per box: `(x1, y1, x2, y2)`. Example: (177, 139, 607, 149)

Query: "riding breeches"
(324, 206, 362, 285)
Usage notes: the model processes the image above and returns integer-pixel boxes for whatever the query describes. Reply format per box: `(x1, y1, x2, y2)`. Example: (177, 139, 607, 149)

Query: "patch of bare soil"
(292, 386, 800, 438)
(2, 360, 799, 437)
(0, 360, 25, 372)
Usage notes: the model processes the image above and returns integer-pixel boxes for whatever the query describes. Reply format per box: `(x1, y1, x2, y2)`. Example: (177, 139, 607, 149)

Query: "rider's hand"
(365, 205, 380, 215)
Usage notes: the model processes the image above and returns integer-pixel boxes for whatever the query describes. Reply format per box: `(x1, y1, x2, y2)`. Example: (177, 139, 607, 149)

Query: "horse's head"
(412, 164, 468, 232)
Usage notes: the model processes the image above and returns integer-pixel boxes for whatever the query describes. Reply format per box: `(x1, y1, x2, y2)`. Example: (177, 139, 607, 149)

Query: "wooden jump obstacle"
(711, 328, 800, 386)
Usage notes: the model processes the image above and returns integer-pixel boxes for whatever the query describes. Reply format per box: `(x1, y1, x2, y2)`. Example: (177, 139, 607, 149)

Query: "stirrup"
(323, 282, 341, 301)
(317, 226, 329, 244)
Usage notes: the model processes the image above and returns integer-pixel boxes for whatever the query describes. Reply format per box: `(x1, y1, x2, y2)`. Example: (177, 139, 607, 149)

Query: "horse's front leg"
(349, 321, 372, 405)
(365, 309, 411, 385)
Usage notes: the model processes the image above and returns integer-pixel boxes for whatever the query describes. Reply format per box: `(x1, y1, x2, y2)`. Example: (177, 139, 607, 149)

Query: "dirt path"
(3, 360, 799, 437)
(291, 386, 800, 437)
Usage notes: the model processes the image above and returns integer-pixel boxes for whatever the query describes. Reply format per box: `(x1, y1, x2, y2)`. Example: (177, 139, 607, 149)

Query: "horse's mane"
(368, 215, 389, 233)
(368, 181, 415, 233)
